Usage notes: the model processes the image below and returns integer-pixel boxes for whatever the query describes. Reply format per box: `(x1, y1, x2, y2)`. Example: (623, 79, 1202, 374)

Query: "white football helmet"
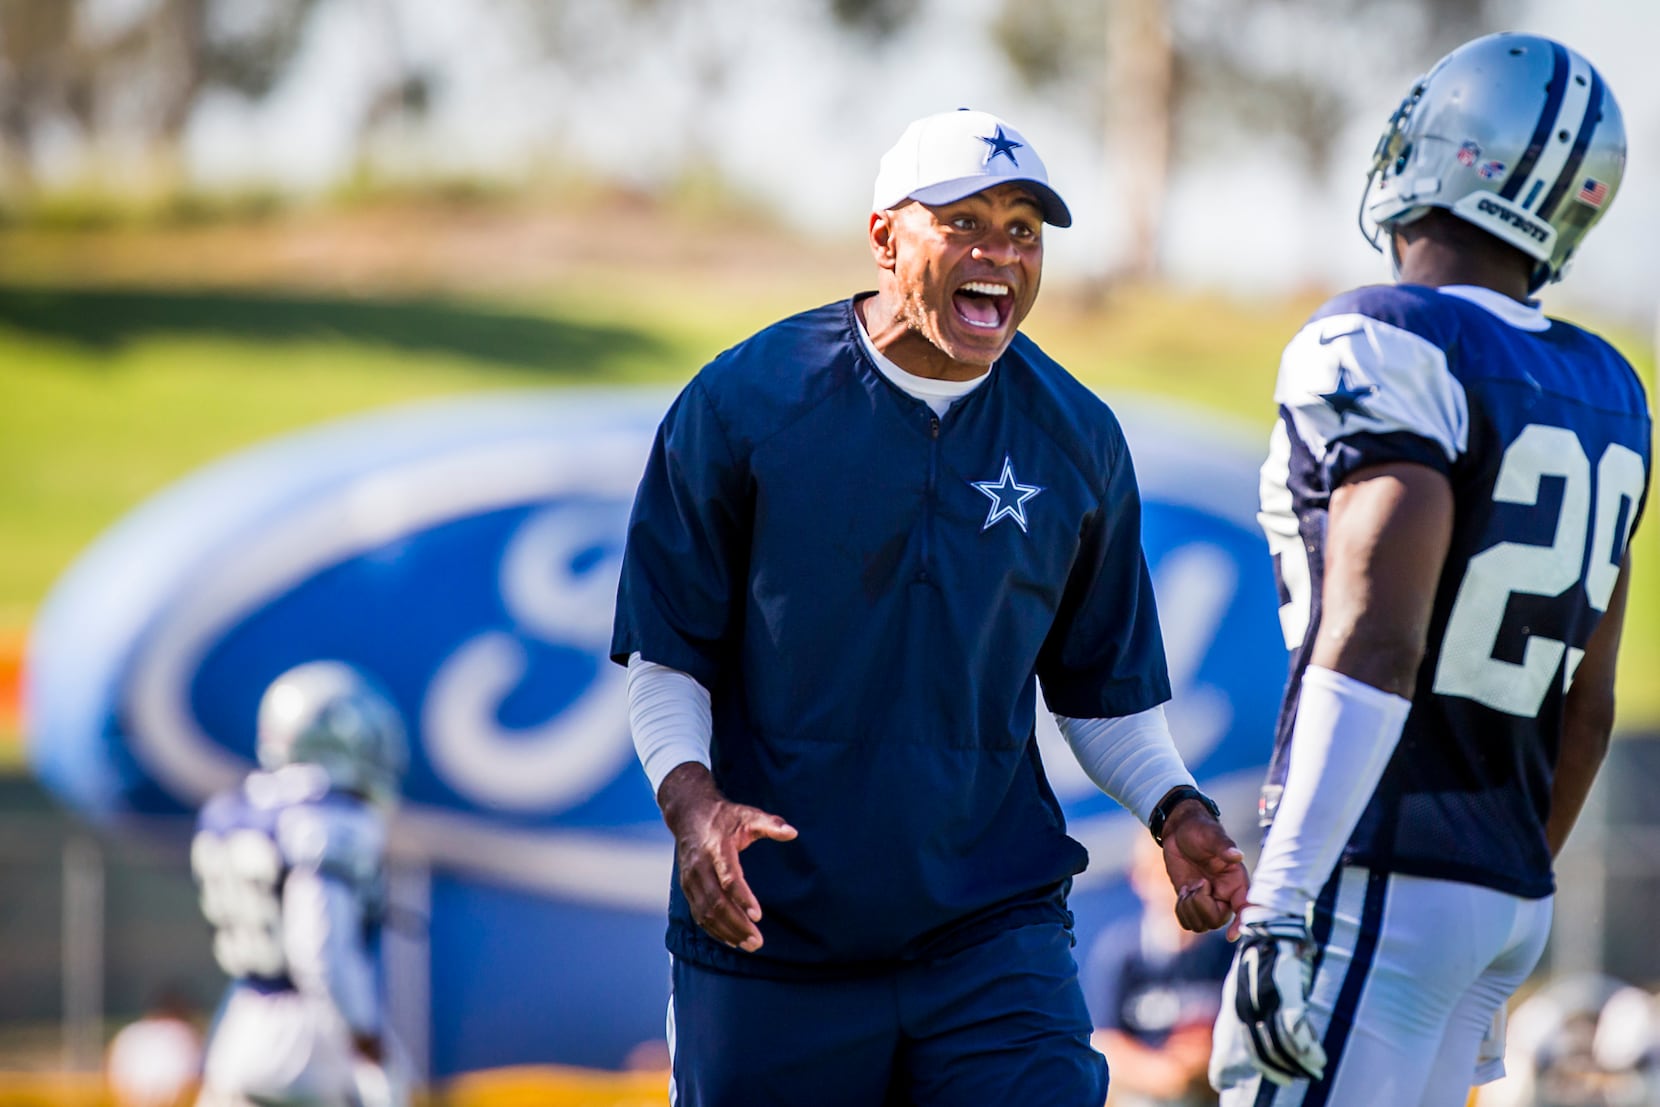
(256, 661, 408, 806)
(1361, 32, 1626, 291)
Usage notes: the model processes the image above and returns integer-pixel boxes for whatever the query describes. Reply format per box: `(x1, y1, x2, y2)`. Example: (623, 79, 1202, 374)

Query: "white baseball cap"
(872, 109, 1072, 228)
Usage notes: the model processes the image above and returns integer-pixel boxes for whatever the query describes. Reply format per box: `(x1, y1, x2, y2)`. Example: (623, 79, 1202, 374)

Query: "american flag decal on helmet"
(1577, 177, 1609, 208)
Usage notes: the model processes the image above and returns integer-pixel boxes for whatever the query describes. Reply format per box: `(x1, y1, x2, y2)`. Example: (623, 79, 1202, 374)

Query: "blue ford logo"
(27, 391, 1284, 1071)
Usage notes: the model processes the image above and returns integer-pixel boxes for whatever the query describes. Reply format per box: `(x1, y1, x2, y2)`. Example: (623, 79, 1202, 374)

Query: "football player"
(192, 661, 407, 1107)
(1211, 31, 1649, 1107)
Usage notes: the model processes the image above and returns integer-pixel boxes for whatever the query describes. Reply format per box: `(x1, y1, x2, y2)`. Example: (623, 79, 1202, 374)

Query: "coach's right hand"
(657, 762, 798, 952)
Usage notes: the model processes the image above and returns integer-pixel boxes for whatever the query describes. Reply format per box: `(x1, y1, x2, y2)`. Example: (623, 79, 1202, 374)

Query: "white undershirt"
(853, 301, 989, 417)
(626, 654, 1191, 824)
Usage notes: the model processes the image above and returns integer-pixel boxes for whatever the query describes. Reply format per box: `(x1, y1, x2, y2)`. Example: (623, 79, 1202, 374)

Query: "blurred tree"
(0, 0, 322, 198)
(994, 0, 1515, 280)
(827, 0, 921, 40)
(0, 1, 83, 192)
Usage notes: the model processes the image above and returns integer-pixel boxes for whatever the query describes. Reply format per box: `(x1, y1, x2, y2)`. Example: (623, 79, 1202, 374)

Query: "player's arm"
(282, 869, 381, 1050)
(1548, 555, 1630, 857)
(278, 811, 384, 1057)
(1312, 463, 1455, 692)
(1248, 460, 1452, 916)
(627, 656, 796, 953)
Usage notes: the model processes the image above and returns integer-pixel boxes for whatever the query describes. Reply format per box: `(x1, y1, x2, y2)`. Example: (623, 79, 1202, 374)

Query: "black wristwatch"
(1148, 785, 1221, 845)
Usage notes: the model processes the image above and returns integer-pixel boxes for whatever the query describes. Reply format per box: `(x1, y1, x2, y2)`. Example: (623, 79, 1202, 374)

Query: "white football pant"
(1212, 866, 1551, 1107)
(197, 985, 383, 1107)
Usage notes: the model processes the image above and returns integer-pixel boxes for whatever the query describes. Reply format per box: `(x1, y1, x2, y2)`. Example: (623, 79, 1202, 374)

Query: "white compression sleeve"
(1243, 665, 1412, 921)
(626, 653, 713, 796)
(1055, 705, 1195, 825)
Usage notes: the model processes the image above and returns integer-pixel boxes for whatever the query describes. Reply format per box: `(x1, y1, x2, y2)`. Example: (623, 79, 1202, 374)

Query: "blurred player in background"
(1212, 31, 1650, 1107)
(1085, 836, 1230, 1107)
(613, 107, 1248, 1106)
(1480, 972, 1660, 1107)
(191, 661, 407, 1107)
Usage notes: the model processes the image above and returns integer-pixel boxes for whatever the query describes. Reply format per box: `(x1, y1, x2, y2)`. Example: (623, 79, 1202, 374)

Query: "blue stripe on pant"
(668, 922, 1107, 1107)
(1248, 867, 1390, 1107)
(1302, 869, 1390, 1107)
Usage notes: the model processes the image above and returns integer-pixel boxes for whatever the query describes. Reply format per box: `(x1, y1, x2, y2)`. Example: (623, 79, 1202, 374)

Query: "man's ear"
(870, 210, 898, 270)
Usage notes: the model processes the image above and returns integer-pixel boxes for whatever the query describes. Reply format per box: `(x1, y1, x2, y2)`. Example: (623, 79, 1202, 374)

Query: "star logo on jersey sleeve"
(978, 126, 1024, 167)
(1318, 364, 1376, 424)
(972, 456, 1043, 532)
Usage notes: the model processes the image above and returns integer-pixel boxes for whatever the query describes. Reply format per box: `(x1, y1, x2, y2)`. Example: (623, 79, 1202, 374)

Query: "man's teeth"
(960, 281, 1010, 296)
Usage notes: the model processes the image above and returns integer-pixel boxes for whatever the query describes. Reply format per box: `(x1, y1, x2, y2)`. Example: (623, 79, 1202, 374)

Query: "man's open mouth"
(953, 280, 1012, 330)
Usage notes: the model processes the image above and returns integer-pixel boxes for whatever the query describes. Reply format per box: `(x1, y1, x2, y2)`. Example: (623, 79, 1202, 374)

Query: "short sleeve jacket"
(612, 297, 1172, 974)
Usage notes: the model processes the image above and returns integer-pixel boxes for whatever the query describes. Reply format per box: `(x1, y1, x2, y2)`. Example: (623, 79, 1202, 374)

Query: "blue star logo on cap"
(1318, 364, 1376, 424)
(972, 456, 1043, 532)
(979, 125, 1023, 168)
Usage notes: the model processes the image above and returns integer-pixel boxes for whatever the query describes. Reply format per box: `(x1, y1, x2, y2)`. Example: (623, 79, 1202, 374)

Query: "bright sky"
(181, 0, 1659, 329)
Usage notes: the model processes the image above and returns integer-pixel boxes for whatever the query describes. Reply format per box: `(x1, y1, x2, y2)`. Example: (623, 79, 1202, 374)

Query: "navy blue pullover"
(612, 296, 1171, 976)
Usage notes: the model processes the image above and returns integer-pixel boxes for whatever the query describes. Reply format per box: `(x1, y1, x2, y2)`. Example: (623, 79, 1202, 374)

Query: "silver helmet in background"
(1361, 32, 1626, 292)
(256, 660, 408, 806)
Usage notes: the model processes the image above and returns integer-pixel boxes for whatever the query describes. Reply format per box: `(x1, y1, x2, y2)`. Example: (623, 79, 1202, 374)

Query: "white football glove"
(1230, 915, 1327, 1085)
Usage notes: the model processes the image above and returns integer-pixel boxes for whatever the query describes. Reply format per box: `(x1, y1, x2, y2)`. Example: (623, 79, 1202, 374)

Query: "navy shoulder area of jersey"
(689, 298, 867, 458)
(1310, 283, 1463, 350)
(1277, 285, 1469, 469)
(1536, 315, 1651, 419)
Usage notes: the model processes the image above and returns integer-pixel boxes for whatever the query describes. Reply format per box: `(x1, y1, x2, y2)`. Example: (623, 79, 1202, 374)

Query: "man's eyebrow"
(1002, 191, 1043, 215)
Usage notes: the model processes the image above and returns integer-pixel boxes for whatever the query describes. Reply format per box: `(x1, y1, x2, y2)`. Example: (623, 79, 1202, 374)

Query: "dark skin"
(1548, 561, 1628, 857)
(657, 763, 1244, 952)
(653, 183, 1248, 952)
(860, 183, 1044, 380)
(1242, 213, 1628, 916)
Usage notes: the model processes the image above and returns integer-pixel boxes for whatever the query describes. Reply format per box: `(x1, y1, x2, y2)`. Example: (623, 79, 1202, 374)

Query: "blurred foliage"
(0, 0, 425, 198)
(827, 0, 922, 39)
(0, 0, 319, 173)
(991, 0, 1108, 119)
(1, 209, 1655, 728)
(993, 0, 1516, 168)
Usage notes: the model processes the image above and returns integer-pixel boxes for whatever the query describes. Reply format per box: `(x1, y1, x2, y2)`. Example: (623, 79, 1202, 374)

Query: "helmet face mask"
(256, 661, 409, 807)
(1359, 32, 1626, 292)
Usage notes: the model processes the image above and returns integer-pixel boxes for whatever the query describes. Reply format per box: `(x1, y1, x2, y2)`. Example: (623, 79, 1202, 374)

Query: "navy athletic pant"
(668, 921, 1108, 1107)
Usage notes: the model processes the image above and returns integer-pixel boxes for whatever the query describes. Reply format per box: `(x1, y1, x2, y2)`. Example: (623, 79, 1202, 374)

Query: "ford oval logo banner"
(26, 391, 1285, 1075)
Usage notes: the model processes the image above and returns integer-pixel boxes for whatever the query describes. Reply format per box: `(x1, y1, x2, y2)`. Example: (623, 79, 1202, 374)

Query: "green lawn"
(2, 266, 1656, 731)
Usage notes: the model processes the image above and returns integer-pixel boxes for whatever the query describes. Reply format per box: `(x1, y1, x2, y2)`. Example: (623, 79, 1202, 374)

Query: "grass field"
(2, 203, 1656, 731)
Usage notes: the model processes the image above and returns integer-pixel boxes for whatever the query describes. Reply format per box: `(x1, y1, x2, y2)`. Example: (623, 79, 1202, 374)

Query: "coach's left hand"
(1161, 802, 1249, 939)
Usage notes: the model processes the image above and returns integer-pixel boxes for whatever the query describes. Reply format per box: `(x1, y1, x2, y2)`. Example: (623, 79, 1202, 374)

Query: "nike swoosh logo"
(1317, 328, 1364, 345)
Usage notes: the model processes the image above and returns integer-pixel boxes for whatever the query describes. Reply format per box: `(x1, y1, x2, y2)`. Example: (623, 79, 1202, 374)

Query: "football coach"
(611, 107, 1249, 1107)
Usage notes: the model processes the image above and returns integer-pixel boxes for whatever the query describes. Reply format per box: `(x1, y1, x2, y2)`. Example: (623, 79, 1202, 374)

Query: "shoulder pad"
(1276, 310, 1469, 464)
